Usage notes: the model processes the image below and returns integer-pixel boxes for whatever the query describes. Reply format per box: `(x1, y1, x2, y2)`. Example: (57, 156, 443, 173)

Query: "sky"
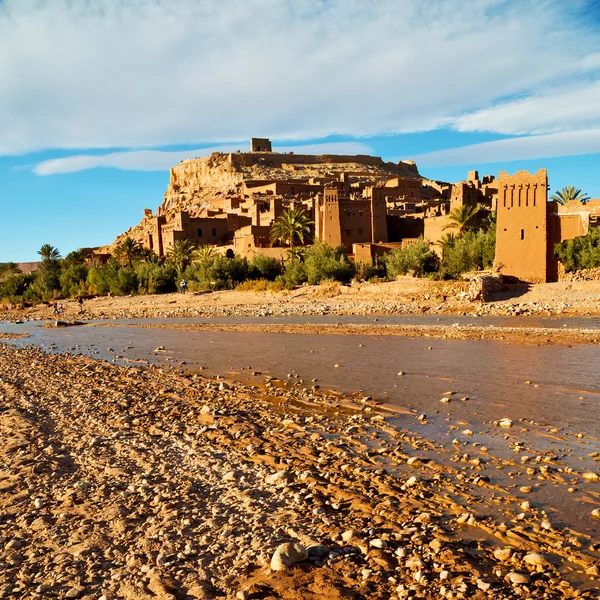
(1, 0, 600, 262)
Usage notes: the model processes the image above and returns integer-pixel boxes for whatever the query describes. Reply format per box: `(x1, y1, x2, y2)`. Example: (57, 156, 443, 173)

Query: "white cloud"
(33, 141, 375, 175)
(1, 0, 599, 155)
(452, 80, 600, 135)
(411, 129, 600, 167)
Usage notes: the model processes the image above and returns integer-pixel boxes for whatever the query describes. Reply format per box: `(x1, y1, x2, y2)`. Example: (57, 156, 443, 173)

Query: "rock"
(507, 572, 530, 585)
(498, 418, 513, 428)
(493, 547, 513, 561)
(582, 471, 599, 482)
(270, 542, 308, 571)
(520, 486, 532, 493)
(591, 508, 600, 519)
(369, 538, 386, 549)
(523, 553, 549, 567)
(306, 544, 329, 558)
(265, 470, 290, 485)
(65, 588, 81, 599)
(341, 529, 359, 542)
(477, 579, 491, 591)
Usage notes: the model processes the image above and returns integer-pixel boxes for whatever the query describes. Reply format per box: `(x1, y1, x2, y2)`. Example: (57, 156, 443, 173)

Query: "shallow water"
(2, 317, 600, 536)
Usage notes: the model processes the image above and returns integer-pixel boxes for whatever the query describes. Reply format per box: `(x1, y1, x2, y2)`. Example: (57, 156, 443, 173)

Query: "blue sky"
(1, 0, 600, 262)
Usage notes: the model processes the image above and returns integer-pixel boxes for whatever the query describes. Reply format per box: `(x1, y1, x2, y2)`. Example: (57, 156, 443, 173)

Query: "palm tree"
(0, 262, 21, 280)
(439, 233, 457, 252)
(37, 244, 61, 261)
(550, 186, 591, 205)
(114, 237, 141, 267)
(168, 239, 195, 274)
(270, 207, 313, 250)
(443, 205, 480, 234)
(193, 245, 217, 263)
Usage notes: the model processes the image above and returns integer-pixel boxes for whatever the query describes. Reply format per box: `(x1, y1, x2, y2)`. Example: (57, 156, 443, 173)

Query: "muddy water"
(2, 318, 600, 537)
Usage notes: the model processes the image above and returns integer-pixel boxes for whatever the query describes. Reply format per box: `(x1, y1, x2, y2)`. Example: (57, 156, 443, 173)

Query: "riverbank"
(107, 320, 600, 346)
(2, 278, 600, 324)
(1, 343, 598, 599)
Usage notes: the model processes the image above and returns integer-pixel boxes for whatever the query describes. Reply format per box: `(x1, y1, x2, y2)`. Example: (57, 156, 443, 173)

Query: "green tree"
(114, 237, 142, 267)
(168, 239, 196, 275)
(63, 248, 89, 268)
(382, 239, 439, 279)
(193, 245, 217, 263)
(0, 262, 21, 280)
(443, 205, 480, 234)
(37, 244, 61, 261)
(550, 186, 591, 205)
(270, 207, 313, 250)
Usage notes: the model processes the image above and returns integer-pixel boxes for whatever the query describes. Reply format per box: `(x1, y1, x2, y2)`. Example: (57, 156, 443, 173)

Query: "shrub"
(86, 266, 111, 296)
(554, 227, 600, 272)
(279, 260, 307, 288)
(382, 239, 439, 279)
(439, 226, 496, 279)
(303, 242, 355, 285)
(135, 263, 177, 294)
(0, 273, 36, 301)
(186, 256, 249, 290)
(60, 264, 89, 297)
(236, 279, 269, 292)
(249, 254, 283, 281)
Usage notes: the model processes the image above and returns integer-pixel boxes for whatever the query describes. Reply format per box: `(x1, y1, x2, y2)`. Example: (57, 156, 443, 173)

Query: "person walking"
(179, 278, 187, 294)
(77, 297, 84, 314)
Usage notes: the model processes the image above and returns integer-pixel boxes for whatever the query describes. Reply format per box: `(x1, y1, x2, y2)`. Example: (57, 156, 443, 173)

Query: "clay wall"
(233, 225, 272, 253)
(423, 215, 451, 248)
(370, 188, 389, 244)
(383, 177, 422, 199)
(250, 138, 272, 152)
(229, 152, 388, 169)
(495, 169, 549, 283)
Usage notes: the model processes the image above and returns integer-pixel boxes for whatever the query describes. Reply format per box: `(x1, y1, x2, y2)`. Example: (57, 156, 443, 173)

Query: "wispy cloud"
(33, 142, 375, 175)
(411, 129, 600, 167)
(1, 0, 599, 155)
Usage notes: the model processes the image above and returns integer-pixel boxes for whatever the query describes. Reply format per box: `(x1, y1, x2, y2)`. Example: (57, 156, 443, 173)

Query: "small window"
(345, 229, 351, 236)
(520, 229, 525, 240)
(197, 228, 203, 237)
(212, 228, 217, 236)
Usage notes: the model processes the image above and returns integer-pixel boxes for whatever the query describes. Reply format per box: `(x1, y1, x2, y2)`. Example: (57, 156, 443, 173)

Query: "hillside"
(107, 151, 421, 250)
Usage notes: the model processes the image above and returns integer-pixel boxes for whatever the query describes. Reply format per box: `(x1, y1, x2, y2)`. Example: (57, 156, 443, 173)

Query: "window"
(212, 228, 217, 236)
(197, 228, 203, 237)
(345, 229, 351, 236)
(520, 229, 525, 240)
(358, 229, 363, 235)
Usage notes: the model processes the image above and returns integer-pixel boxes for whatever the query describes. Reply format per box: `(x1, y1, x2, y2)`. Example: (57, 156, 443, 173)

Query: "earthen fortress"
(113, 139, 600, 283)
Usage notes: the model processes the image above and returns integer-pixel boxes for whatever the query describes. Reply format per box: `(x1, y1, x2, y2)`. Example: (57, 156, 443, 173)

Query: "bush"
(279, 260, 307, 288)
(186, 256, 249, 290)
(86, 266, 111, 296)
(236, 279, 268, 292)
(439, 227, 496, 279)
(303, 242, 355, 285)
(382, 239, 439, 279)
(60, 264, 89, 297)
(0, 273, 36, 301)
(249, 254, 282, 281)
(554, 227, 600, 272)
(135, 263, 177, 294)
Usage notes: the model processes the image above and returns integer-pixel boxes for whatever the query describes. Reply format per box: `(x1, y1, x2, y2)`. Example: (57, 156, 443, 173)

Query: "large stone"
(270, 542, 308, 571)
